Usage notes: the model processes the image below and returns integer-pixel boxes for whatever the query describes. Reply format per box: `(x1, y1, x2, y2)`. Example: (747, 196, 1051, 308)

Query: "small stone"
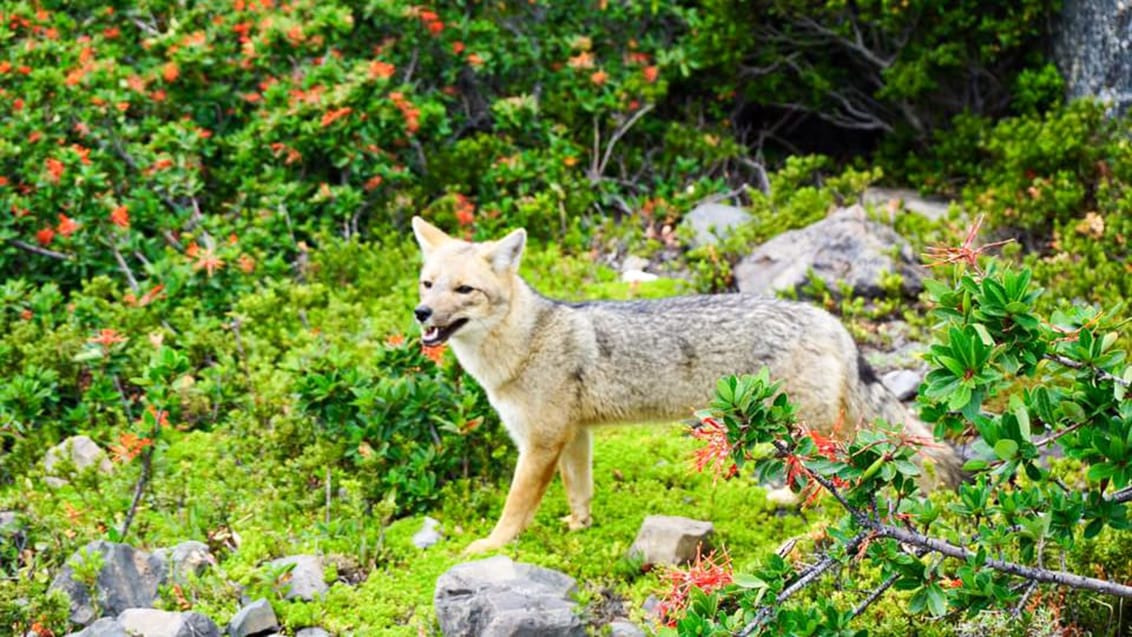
(265, 555, 328, 601)
(628, 515, 714, 566)
(412, 517, 443, 549)
(154, 541, 215, 584)
(620, 255, 650, 273)
(228, 598, 278, 637)
(608, 620, 646, 637)
(0, 511, 18, 532)
(43, 435, 113, 487)
(621, 269, 659, 284)
(295, 629, 332, 637)
(682, 203, 750, 247)
(117, 609, 220, 637)
(65, 618, 130, 637)
(882, 369, 923, 401)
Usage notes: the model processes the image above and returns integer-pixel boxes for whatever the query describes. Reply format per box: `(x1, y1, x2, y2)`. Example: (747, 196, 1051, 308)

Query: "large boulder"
(628, 515, 714, 566)
(50, 541, 166, 626)
(434, 555, 584, 637)
(733, 205, 924, 299)
(1054, 0, 1132, 113)
(64, 618, 130, 637)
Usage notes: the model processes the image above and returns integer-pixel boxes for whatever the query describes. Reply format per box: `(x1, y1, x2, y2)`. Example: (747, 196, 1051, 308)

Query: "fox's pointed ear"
(412, 216, 451, 258)
(486, 228, 526, 272)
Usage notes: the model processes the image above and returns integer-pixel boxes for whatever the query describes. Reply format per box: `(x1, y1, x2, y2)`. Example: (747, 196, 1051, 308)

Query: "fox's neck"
(448, 276, 555, 391)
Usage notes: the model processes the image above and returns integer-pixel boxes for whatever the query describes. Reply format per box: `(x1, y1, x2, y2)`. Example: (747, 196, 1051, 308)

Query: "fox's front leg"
(464, 438, 565, 554)
(558, 428, 593, 530)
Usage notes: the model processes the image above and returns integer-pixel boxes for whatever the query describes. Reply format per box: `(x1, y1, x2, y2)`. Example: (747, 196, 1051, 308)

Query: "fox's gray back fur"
(464, 282, 963, 486)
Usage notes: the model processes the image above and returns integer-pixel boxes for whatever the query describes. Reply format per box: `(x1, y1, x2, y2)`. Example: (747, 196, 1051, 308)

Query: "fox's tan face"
(411, 217, 526, 346)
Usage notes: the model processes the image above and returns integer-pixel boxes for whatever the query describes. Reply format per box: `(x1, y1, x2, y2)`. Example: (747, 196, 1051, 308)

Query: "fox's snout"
(414, 305, 432, 323)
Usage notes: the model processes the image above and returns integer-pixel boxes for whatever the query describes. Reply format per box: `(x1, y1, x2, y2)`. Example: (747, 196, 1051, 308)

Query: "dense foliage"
(1, 0, 1130, 635)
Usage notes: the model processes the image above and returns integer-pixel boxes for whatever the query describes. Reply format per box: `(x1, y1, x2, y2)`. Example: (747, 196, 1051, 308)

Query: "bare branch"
(8, 239, 72, 261)
(1045, 353, 1130, 387)
(589, 103, 655, 184)
(853, 572, 900, 618)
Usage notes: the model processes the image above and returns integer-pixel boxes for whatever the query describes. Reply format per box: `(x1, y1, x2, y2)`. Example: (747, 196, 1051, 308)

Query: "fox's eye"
(455, 285, 475, 294)
(421, 280, 432, 289)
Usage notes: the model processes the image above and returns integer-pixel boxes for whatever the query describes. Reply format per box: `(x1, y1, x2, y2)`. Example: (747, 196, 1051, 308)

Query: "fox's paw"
(560, 513, 592, 531)
(463, 537, 505, 555)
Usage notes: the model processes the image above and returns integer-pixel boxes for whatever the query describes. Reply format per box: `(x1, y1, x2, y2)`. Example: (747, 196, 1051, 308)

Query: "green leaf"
(733, 573, 768, 589)
(1010, 395, 1031, 439)
(1087, 463, 1116, 482)
(993, 439, 1019, 460)
(962, 458, 989, 472)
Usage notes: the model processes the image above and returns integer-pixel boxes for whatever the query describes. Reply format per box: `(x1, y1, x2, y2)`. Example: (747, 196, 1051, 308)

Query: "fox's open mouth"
(421, 319, 469, 346)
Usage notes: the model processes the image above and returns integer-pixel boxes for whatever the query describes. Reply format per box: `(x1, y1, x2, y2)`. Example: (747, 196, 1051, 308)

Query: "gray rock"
(65, 618, 130, 637)
(295, 629, 332, 637)
(434, 555, 584, 637)
(50, 540, 166, 626)
(43, 435, 113, 487)
(412, 517, 443, 549)
(862, 187, 953, 222)
(153, 541, 215, 584)
(682, 203, 750, 247)
(228, 598, 278, 637)
(1054, 0, 1132, 114)
(628, 515, 714, 566)
(265, 555, 327, 601)
(882, 369, 923, 401)
(620, 255, 650, 273)
(733, 205, 924, 299)
(117, 609, 220, 637)
(608, 620, 646, 637)
(0, 510, 18, 531)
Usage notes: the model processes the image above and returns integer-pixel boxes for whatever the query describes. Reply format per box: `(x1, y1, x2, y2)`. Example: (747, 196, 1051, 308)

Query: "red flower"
(422, 343, 446, 364)
(110, 205, 130, 228)
(45, 157, 64, 183)
(320, 107, 352, 128)
(643, 65, 659, 83)
(363, 175, 383, 191)
(90, 328, 128, 349)
(368, 60, 395, 79)
(36, 227, 55, 246)
(690, 415, 737, 481)
(57, 214, 79, 237)
(656, 548, 734, 626)
(162, 61, 179, 82)
(590, 70, 608, 86)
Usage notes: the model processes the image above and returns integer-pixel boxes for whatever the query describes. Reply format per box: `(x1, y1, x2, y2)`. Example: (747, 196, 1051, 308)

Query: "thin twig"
(1045, 354, 1130, 387)
(111, 243, 140, 293)
(590, 104, 655, 183)
(8, 239, 72, 261)
(853, 573, 900, 618)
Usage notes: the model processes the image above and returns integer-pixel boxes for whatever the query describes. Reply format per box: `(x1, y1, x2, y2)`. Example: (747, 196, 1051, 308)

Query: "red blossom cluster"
(655, 548, 734, 626)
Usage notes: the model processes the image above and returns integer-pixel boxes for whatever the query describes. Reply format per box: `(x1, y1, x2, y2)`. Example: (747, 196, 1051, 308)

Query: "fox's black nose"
(414, 306, 432, 323)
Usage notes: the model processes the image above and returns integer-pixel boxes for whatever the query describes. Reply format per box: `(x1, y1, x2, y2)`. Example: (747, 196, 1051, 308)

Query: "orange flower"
(656, 549, 734, 626)
(567, 51, 594, 69)
(320, 106, 352, 127)
(116, 101, 130, 112)
(45, 157, 64, 183)
(242, 92, 262, 103)
(422, 343, 446, 364)
(237, 253, 255, 273)
(0, 176, 7, 187)
(127, 74, 147, 92)
(110, 432, 152, 463)
(57, 214, 79, 237)
(90, 328, 128, 348)
(185, 241, 200, 257)
(590, 70, 608, 86)
(426, 20, 444, 35)
(162, 61, 179, 82)
(363, 175, 383, 191)
(643, 65, 659, 83)
(454, 194, 475, 226)
(110, 205, 130, 228)
(385, 333, 406, 347)
(451, 41, 465, 55)
(466, 52, 483, 67)
(690, 415, 738, 481)
(36, 227, 55, 246)
(369, 60, 395, 79)
(192, 247, 225, 277)
(28, 131, 42, 143)
(0, 61, 9, 73)
(103, 26, 120, 38)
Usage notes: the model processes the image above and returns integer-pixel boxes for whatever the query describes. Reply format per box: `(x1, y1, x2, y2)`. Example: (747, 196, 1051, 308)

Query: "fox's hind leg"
(464, 433, 568, 554)
(558, 427, 593, 531)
